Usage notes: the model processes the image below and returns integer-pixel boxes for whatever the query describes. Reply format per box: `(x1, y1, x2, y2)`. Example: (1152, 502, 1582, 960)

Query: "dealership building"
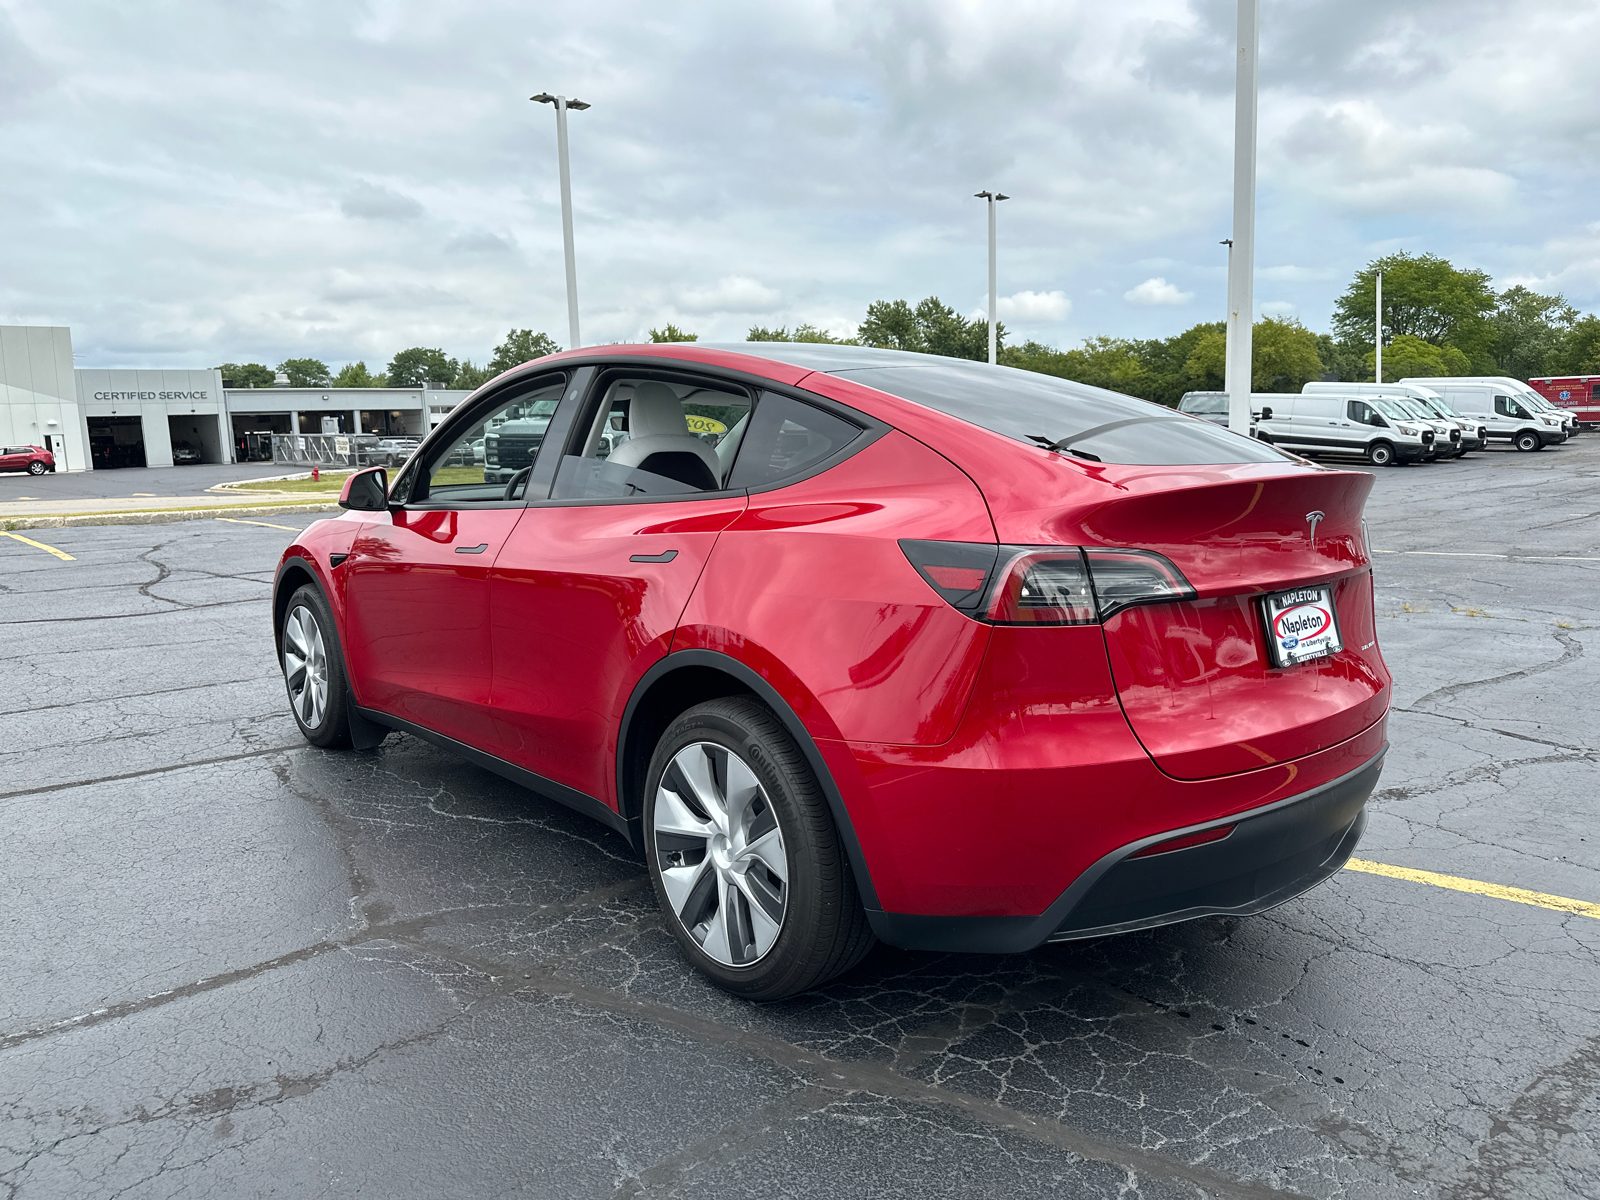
(1, 324, 469, 471)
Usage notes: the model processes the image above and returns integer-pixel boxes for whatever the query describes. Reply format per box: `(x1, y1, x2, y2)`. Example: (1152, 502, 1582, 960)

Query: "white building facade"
(78, 368, 230, 468)
(0, 326, 87, 471)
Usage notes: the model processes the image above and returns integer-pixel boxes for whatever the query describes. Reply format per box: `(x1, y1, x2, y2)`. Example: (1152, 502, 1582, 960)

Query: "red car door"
(485, 372, 755, 807)
(0, 447, 23, 471)
(341, 374, 571, 747)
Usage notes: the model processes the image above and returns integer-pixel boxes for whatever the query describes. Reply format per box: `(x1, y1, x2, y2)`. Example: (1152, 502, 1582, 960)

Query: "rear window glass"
(727, 393, 862, 488)
(835, 362, 1286, 465)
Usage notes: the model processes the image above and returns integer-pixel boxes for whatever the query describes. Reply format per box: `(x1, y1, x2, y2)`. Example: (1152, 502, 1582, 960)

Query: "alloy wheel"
(653, 741, 789, 967)
(282, 604, 329, 729)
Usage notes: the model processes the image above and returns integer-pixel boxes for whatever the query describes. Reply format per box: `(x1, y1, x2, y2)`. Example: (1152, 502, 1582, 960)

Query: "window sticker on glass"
(1262, 585, 1343, 668)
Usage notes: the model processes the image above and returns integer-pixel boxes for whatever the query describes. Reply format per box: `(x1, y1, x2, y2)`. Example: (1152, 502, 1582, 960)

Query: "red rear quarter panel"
(677, 430, 995, 747)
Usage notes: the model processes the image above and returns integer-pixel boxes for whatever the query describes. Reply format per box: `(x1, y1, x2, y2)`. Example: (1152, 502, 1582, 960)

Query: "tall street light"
(531, 92, 591, 350)
(1223, 0, 1259, 435)
(975, 190, 1009, 365)
(1374, 271, 1384, 383)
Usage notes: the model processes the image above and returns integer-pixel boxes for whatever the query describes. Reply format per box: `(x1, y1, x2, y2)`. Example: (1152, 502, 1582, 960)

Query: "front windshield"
(1519, 389, 1560, 414)
(1394, 399, 1434, 421)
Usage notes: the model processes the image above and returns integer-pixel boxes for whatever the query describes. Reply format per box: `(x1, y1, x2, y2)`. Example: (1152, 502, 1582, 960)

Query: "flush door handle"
(629, 550, 678, 563)
(455, 543, 489, 555)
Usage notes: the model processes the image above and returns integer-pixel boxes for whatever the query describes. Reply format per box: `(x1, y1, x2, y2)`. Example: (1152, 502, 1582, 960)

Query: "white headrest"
(630, 383, 688, 439)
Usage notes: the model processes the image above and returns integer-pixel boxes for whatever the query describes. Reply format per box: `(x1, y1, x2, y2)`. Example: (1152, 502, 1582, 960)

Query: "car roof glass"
(704, 348, 1284, 465)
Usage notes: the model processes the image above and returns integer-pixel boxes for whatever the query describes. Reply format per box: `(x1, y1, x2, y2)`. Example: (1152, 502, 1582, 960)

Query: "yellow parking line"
(1, 531, 75, 561)
(1345, 858, 1600, 920)
(216, 517, 301, 532)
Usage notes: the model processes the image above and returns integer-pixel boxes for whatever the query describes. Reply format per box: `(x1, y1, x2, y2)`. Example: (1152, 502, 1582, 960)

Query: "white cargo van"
(1403, 378, 1566, 451)
(1303, 382, 1485, 453)
(1253, 392, 1435, 465)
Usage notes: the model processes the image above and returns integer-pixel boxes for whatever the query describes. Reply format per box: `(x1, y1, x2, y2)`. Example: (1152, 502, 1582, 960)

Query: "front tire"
(1514, 430, 1541, 452)
(1367, 441, 1396, 467)
(644, 697, 875, 1000)
(279, 584, 355, 748)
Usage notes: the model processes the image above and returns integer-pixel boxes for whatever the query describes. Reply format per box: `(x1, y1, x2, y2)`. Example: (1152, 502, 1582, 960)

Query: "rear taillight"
(900, 541, 1195, 626)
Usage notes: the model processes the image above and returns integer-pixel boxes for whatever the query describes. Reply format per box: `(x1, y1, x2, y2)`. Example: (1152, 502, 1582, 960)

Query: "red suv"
(1, 445, 55, 475)
(274, 344, 1389, 999)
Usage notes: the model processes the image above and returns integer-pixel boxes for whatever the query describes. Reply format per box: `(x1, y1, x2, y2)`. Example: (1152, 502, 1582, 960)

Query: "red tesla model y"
(274, 343, 1389, 999)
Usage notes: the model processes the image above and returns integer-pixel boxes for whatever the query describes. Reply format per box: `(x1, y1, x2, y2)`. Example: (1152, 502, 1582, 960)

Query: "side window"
(550, 378, 752, 501)
(727, 393, 863, 490)
(414, 379, 566, 504)
(1348, 401, 1377, 426)
(1493, 395, 1526, 419)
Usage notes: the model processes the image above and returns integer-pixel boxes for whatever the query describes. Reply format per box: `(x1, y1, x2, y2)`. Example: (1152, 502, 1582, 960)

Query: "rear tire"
(644, 697, 875, 1000)
(27, 460, 45, 475)
(279, 584, 355, 748)
(1367, 441, 1395, 467)
(1514, 430, 1541, 452)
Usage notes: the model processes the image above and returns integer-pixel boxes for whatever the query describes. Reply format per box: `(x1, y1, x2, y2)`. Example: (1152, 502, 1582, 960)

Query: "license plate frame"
(1261, 584, 1343, 668)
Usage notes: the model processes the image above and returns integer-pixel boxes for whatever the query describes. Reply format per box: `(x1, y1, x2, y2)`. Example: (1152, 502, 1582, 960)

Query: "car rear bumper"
(866, 748, 1382, 954)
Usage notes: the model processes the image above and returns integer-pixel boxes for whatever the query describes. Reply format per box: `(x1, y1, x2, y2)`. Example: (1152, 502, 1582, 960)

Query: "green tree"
(1331, 252, 1496, 369)
(1550, 316, 1600, 375)
(1488, 285, 1576, 379)
(215, 362, 274, 388)
(1182, 328, 1226, 390)
(387, 347, 458, 387)
(858, 297, 999, 361)
(1001, 336, 1146, 394)
(747, 323, 857, 344)
(487, 329, 561, 374)
(1251, 317, 1323, 391)
(1366, 333, 1471, 381)
(331, 361, 380, 388)
(452, 360, 494, 390)
(649, 323, 698, 343)
(276, 357, 331, 387)
(1314, 335, 1367, 382)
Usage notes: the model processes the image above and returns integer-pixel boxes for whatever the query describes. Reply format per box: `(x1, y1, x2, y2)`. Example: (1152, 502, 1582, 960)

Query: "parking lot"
(2, 439, 1596, 1199)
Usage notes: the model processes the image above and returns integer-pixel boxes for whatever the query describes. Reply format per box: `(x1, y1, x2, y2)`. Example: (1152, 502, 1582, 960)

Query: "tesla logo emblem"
(1305, 510, 1325, 548)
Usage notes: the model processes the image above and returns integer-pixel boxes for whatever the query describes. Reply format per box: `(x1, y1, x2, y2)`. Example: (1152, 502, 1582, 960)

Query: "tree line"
(216, 252, 1600, 406)
(216, 329, 560, 391)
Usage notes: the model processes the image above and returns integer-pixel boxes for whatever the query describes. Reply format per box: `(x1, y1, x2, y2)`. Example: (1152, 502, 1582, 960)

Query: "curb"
(2, 503, 341, 530)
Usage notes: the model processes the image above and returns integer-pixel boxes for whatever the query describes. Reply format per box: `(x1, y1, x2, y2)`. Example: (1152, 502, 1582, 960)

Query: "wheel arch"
(272, 556, 322, 658)
(617, 649, 882, 911)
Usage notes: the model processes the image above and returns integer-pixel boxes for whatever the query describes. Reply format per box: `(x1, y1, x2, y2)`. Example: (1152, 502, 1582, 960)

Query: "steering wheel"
(503, 465, 534, 501)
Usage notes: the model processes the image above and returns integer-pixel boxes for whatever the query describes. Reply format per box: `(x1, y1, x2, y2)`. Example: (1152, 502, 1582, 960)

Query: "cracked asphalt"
(2, 439, 1597, 1199)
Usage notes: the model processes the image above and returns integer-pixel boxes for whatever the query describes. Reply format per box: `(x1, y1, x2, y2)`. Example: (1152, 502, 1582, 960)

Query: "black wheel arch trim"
(871, 744, 1386, 955)
(354, 707, 631, 839)
(618, 648, 883, 913)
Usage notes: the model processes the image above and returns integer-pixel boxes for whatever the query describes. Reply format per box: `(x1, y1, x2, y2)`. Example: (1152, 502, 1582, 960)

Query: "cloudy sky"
(3, 0, 1600, 370)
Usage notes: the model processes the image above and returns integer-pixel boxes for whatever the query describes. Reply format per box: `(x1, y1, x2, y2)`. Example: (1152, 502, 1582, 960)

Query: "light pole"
(1223, 0, 1259, 435)
(531, 92, 591, 350)
(1374, 271, 1384, 383)
(975, 190, 1009, 365)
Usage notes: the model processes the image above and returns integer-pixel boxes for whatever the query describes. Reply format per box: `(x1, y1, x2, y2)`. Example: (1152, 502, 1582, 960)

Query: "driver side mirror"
(339, 466, 389, 511)
(1259, 407, 1273, 420)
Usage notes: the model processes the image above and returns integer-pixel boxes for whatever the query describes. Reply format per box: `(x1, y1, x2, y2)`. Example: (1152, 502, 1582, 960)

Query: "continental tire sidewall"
(281, 582, 354, 749)
(644, 699, 860, 1000)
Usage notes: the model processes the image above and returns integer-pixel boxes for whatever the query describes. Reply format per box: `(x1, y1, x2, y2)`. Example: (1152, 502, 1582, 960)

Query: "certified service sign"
(1263, 585, 1343, 667)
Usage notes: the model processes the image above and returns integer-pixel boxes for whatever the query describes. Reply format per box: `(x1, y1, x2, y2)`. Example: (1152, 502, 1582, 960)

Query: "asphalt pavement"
(0, 461, 291, 502)
(1, 439, 1596, 1199)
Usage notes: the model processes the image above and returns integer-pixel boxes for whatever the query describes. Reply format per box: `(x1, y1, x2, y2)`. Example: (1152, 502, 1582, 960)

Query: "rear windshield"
(835, 363, 1287, 465)
(1179, 393, 1227, 414)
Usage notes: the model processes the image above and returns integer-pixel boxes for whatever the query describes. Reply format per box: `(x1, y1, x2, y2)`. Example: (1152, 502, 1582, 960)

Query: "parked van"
(1402, 378, 1567, 450)
(1303, 382, 1485, 453)
(1253, 392, 1435, 465)
(1527, 376, 1600, 430)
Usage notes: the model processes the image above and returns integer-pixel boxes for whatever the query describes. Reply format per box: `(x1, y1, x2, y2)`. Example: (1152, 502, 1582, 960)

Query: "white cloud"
(1259, 300, 1297, 318)
(339, 181, 426, 222)
(997, 289, 1071, 321)
(676, 275, 783, 315)
(1124, 277, 1193, 306)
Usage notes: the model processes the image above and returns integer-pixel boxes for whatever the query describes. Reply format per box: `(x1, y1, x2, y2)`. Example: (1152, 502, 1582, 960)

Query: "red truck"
(1527, 376, 1600, 429)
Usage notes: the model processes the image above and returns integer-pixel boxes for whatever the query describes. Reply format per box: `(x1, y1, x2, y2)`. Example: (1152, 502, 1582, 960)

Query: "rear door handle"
(629, 550, 678, 563)
(455, 543, 489, 555)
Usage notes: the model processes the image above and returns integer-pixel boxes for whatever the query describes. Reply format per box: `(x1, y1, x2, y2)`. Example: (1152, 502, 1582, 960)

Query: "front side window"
(1494, 395, 1527, 419)
(551, 378, 752, 501)
(414, 378, 566, 504)
(1348, 401, 1383, 427)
